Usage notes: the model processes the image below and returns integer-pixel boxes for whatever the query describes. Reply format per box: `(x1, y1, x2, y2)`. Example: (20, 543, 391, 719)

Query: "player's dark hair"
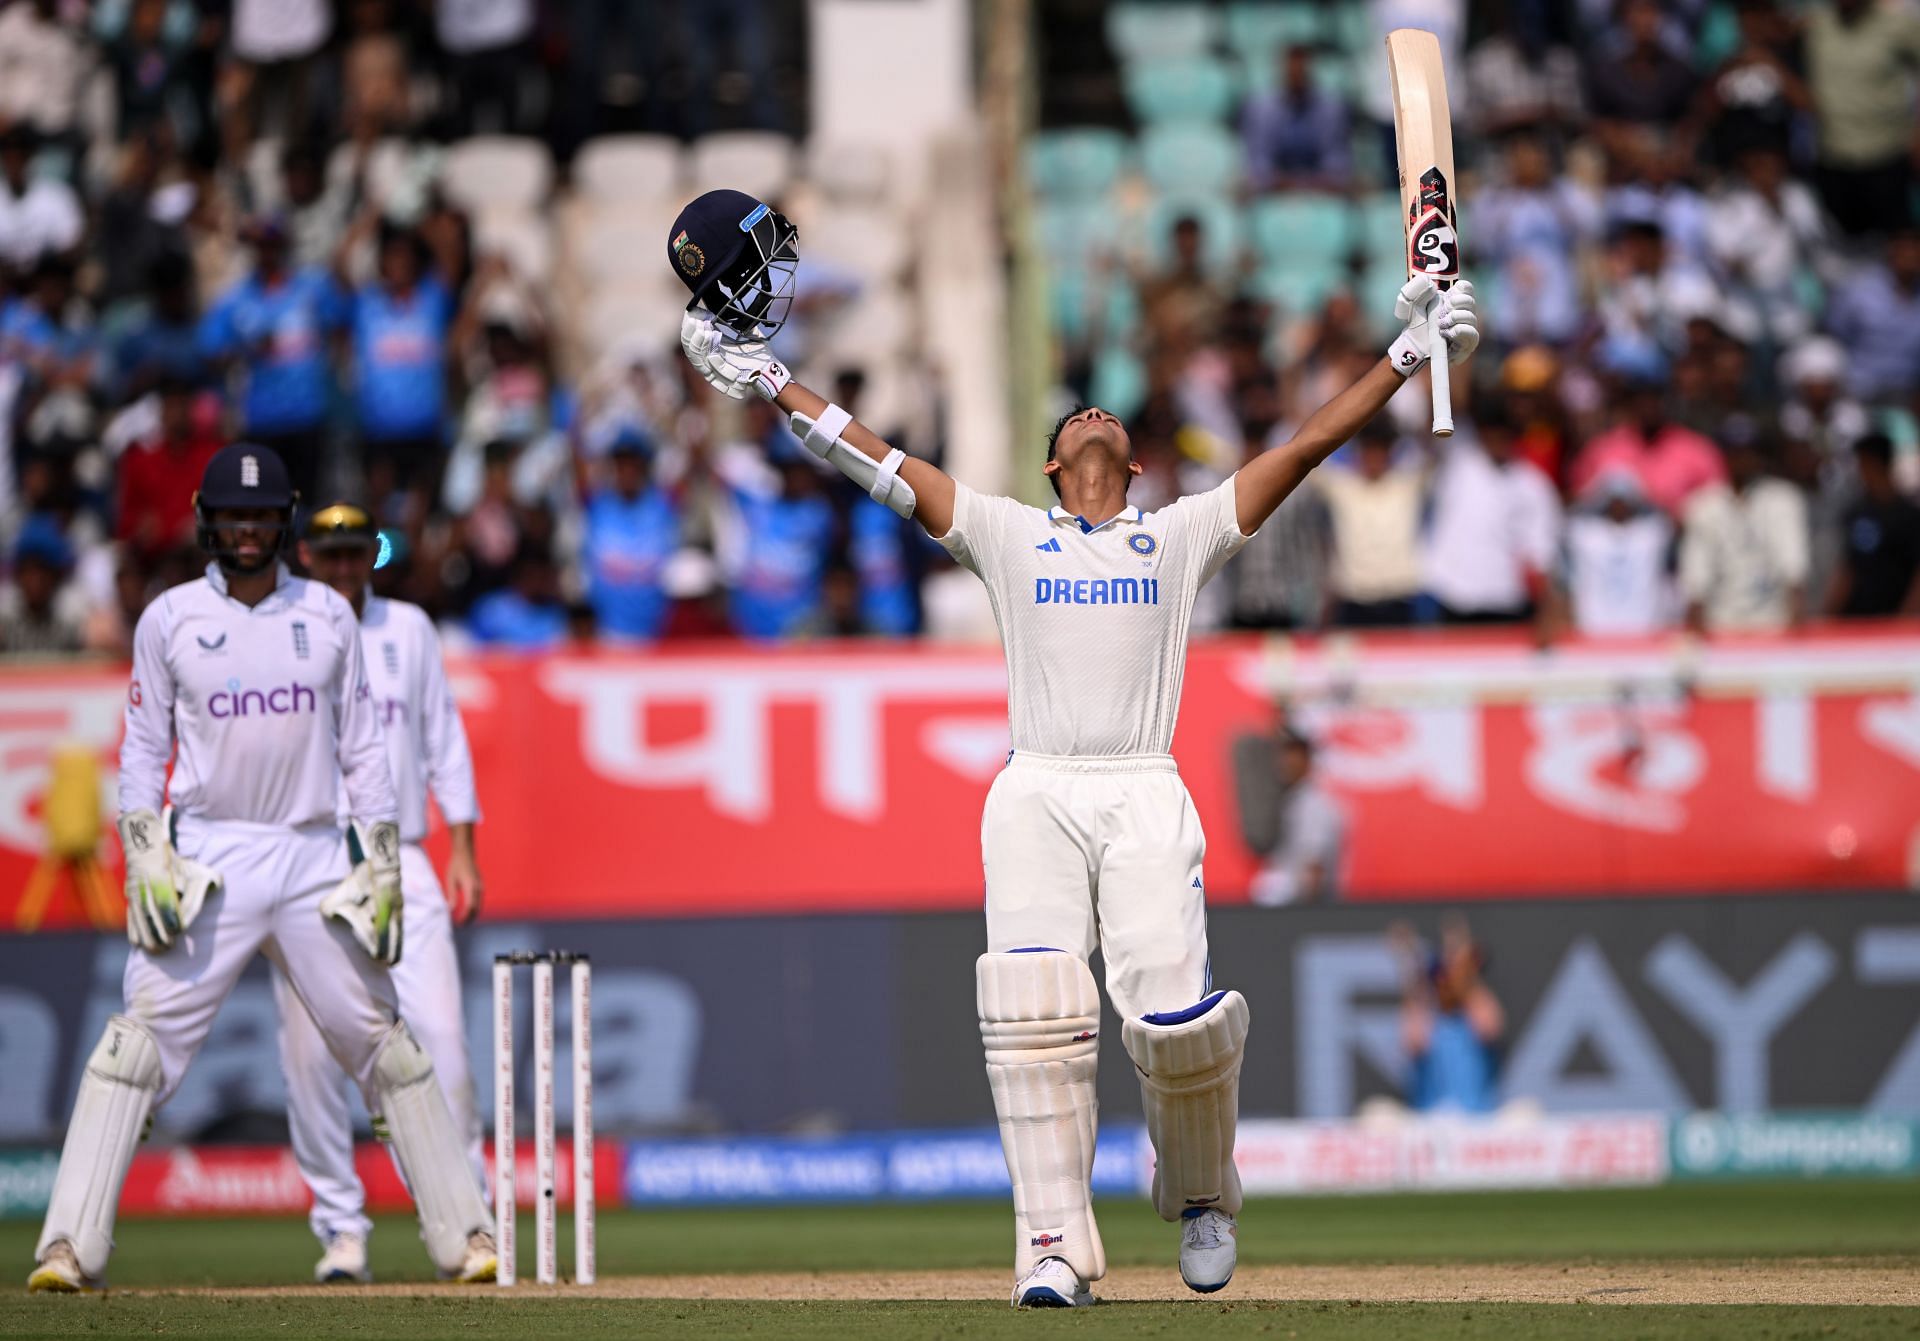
(1855, 432, 1894, 469)
(1043, 404, 1088, 498)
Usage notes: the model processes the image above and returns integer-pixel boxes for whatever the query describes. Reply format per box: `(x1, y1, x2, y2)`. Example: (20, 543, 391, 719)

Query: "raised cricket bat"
(1386, 28, 1459, 437)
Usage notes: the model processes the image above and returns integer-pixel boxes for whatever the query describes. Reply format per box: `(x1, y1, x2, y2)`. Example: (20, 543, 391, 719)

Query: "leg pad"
(1122, 989, 1250, 1221)
(370, 1021, 490, 1273)
(978, 950, 1106, 1283)
(37, 1016, 162, 1279)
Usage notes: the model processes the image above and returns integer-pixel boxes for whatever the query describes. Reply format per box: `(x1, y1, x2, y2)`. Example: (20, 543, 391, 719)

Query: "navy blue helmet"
(194, 443, 297, 572)
(668, 188, 799, 340)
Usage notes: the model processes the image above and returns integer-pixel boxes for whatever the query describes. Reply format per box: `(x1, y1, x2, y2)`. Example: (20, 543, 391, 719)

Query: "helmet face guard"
(696, 203, 799, 340)
(195, 497, 296, 574)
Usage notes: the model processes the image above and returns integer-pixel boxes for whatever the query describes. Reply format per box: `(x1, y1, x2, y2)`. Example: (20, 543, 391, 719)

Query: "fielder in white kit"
(27, 445, 496, 1293)
(272, 502, 486, 1284)
(669, 187, 1479, 1308)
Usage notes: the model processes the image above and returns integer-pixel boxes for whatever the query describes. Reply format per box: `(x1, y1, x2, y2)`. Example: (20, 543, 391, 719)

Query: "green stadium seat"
(1090, 345, 1149, 421)
(1252, 260, 1351, 319)
(1139, 123, 1243, 197)
(1313, 50, 1358, 101)
(1048, 264, 1094, 345)
(1356, 190, 1407, 261)
(1034, 198, 1125, 271)
(1124, 56, 1240, 125)
(1139, 193, 1247, 277)
(1248, 195, 1353, 266)
(1027, 129, 1131, 200)
(1106, 3, 1222, 62)
(1099, 278, 1144, 345)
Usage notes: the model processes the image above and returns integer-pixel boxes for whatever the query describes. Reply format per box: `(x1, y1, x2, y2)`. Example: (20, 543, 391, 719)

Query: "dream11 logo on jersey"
(208, 680, 318, 718)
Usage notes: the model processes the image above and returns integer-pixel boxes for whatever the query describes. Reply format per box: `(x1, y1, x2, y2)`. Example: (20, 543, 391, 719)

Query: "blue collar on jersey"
(1047, 504, 1142, 534)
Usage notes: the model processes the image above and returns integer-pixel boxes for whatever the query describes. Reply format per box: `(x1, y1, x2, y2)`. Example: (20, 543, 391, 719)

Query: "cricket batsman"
(27, 445, 497, 1292)
(670, 190, 1478, 1306)
(271, 503, 486, 1284)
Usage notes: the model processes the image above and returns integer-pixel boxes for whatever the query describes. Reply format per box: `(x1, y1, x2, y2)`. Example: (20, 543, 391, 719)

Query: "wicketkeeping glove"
(679, 311, 792, 401)
(321, 819, 404, 965)
(118, 807, 219, 953)
(1387, 277, 1480, 375)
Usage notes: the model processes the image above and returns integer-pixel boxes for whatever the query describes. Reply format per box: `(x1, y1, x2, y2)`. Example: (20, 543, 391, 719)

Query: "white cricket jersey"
(119, 563, 397, 828)
(937, 477, 1254, 758)
(354, 596, 480, 844)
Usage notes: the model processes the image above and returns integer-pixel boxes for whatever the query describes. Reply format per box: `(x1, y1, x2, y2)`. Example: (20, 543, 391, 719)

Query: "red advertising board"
(5, 628, 1920, 926)
(117, 1142, 620, 1218)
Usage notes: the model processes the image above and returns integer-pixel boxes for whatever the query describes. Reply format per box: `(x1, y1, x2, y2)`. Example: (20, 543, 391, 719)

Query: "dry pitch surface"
(164, 1258, 1920, 1306)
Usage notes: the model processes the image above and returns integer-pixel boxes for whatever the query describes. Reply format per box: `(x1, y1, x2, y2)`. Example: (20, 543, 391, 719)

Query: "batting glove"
(322, 819, 405, 965)
(1387, 277, 1480, 375)
(118, 807, 218, 953)
(679, 312, 791, 401)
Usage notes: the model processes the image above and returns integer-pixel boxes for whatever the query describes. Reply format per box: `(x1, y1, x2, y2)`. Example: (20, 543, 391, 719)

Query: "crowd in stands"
(0, 0, 961, 658)
(1038, 0, 1920, 637)
(3, 0, 1919, 660)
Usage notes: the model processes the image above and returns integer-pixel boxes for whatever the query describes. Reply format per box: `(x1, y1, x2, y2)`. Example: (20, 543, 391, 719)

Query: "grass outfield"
(2, 1182, 1916, 1338)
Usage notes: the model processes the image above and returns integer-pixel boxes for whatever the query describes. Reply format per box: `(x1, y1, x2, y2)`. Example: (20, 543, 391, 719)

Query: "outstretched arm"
(1233, 279, 1478, 535)
(680, 312, 959, 536)
(773, 379, 958, 537)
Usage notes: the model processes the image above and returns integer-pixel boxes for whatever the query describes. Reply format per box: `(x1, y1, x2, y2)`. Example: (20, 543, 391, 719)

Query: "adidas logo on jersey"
(1035, 538, 1062, 553)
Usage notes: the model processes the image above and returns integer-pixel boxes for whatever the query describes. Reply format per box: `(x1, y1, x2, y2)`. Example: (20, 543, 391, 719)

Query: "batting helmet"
(667, 189, 799, 339)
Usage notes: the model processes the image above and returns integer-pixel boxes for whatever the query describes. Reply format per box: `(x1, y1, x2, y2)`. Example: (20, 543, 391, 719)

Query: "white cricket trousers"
(122, 817, 396, 1106)
(982, 752, 1211, 1018)
(273, 843, 481, 1244)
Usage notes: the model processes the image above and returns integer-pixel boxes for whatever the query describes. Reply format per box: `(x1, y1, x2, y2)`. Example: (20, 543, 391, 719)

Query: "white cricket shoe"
(1179, 1207, 1237, 1293)
(453, 1229, 498, 1284)
(1010, 1255, 1094, 1308)
(27, 1240, 98, 1293)
(314, 1231, 371, 1284)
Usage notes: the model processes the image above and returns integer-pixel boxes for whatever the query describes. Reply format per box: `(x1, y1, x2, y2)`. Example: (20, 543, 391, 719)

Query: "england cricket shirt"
(120, 562, 397, 827)
(355, 596, 479, 844)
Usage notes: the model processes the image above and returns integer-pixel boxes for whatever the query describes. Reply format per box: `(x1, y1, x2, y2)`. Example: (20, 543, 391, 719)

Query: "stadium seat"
(1357, 191, 1408, 263)
(441, 137, 554, 213)
(470, 206, 554, 283)
(805, 138, 895, 203)
(1226, 3, 1328, 65)
(1026, 128, 1130, 200)
(1105, 3, 1222, 62)
(558, 197, 678, 286)
(1138, 194, 1245, 277)
(1138, 123, 1242, 198)
(1089, 345, 1148, 421)
(804, 204, 912, 284)
(1124, 56, 1240, 125)
(818, 283, 916, 364)
(1047, 264, 1094, 345)
(573, 135, 684, 202)
(579, 280, 687, 362)
(1034, 198, 1126, 272)
(1314, 50, 1359, 101)
(1252, 259, 1350, 319)
(1248, 195, 1353, 267)
(691, 132, 796, 202)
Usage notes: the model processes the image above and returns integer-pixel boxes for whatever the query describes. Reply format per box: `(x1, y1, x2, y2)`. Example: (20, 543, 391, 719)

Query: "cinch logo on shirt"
(1033, 576, 1159, 606)
(209, 680, 318, 718)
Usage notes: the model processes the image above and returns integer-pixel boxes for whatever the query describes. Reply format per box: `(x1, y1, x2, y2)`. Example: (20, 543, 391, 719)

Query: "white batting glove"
(679, 312, 791, 401)
(1387, 277, 1480, 375)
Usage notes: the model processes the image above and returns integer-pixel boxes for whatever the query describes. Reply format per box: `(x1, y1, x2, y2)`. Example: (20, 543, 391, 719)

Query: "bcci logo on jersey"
(1033, 576, 1160, 606)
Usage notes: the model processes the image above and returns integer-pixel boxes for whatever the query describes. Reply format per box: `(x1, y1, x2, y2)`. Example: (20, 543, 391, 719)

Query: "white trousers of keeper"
(982, 753, 1209, 1016)
(273, 842, 484, 1246)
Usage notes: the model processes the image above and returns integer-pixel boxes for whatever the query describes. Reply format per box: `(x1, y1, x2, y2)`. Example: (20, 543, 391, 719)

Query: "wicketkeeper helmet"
(193, 443, 296, 572)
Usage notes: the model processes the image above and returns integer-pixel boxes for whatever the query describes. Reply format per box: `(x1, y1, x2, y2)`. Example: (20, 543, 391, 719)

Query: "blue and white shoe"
(1179, 1208, 1237, 1293)
(314, 1231, 371, 1284)
(1011, 1256, 1095, 1308)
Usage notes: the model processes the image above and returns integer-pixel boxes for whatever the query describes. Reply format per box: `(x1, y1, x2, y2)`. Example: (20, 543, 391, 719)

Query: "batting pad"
(977, 950, 1106, 1283)
(371, 1021, 491, 1272)
(1122, 989, 1250, 1222)
(38, 1015, 162, 1278)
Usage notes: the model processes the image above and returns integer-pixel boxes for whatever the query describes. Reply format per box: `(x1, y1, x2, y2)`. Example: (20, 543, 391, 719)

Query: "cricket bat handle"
(1428, 312, 1453, 437)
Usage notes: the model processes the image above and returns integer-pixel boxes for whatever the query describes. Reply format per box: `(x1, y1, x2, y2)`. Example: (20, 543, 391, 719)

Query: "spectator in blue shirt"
(110, 250, 207, 402)
(198, 216, 348, 501)
(349, 221, 456, 505)
(1828, 228, 1920, 404)
(583, 430, 679, 641)
(727, 441, 834, 640)
(1396, 919, 1506, 1115)
(467, 539, 569, 649)
(1242, 45, 1353, 193)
